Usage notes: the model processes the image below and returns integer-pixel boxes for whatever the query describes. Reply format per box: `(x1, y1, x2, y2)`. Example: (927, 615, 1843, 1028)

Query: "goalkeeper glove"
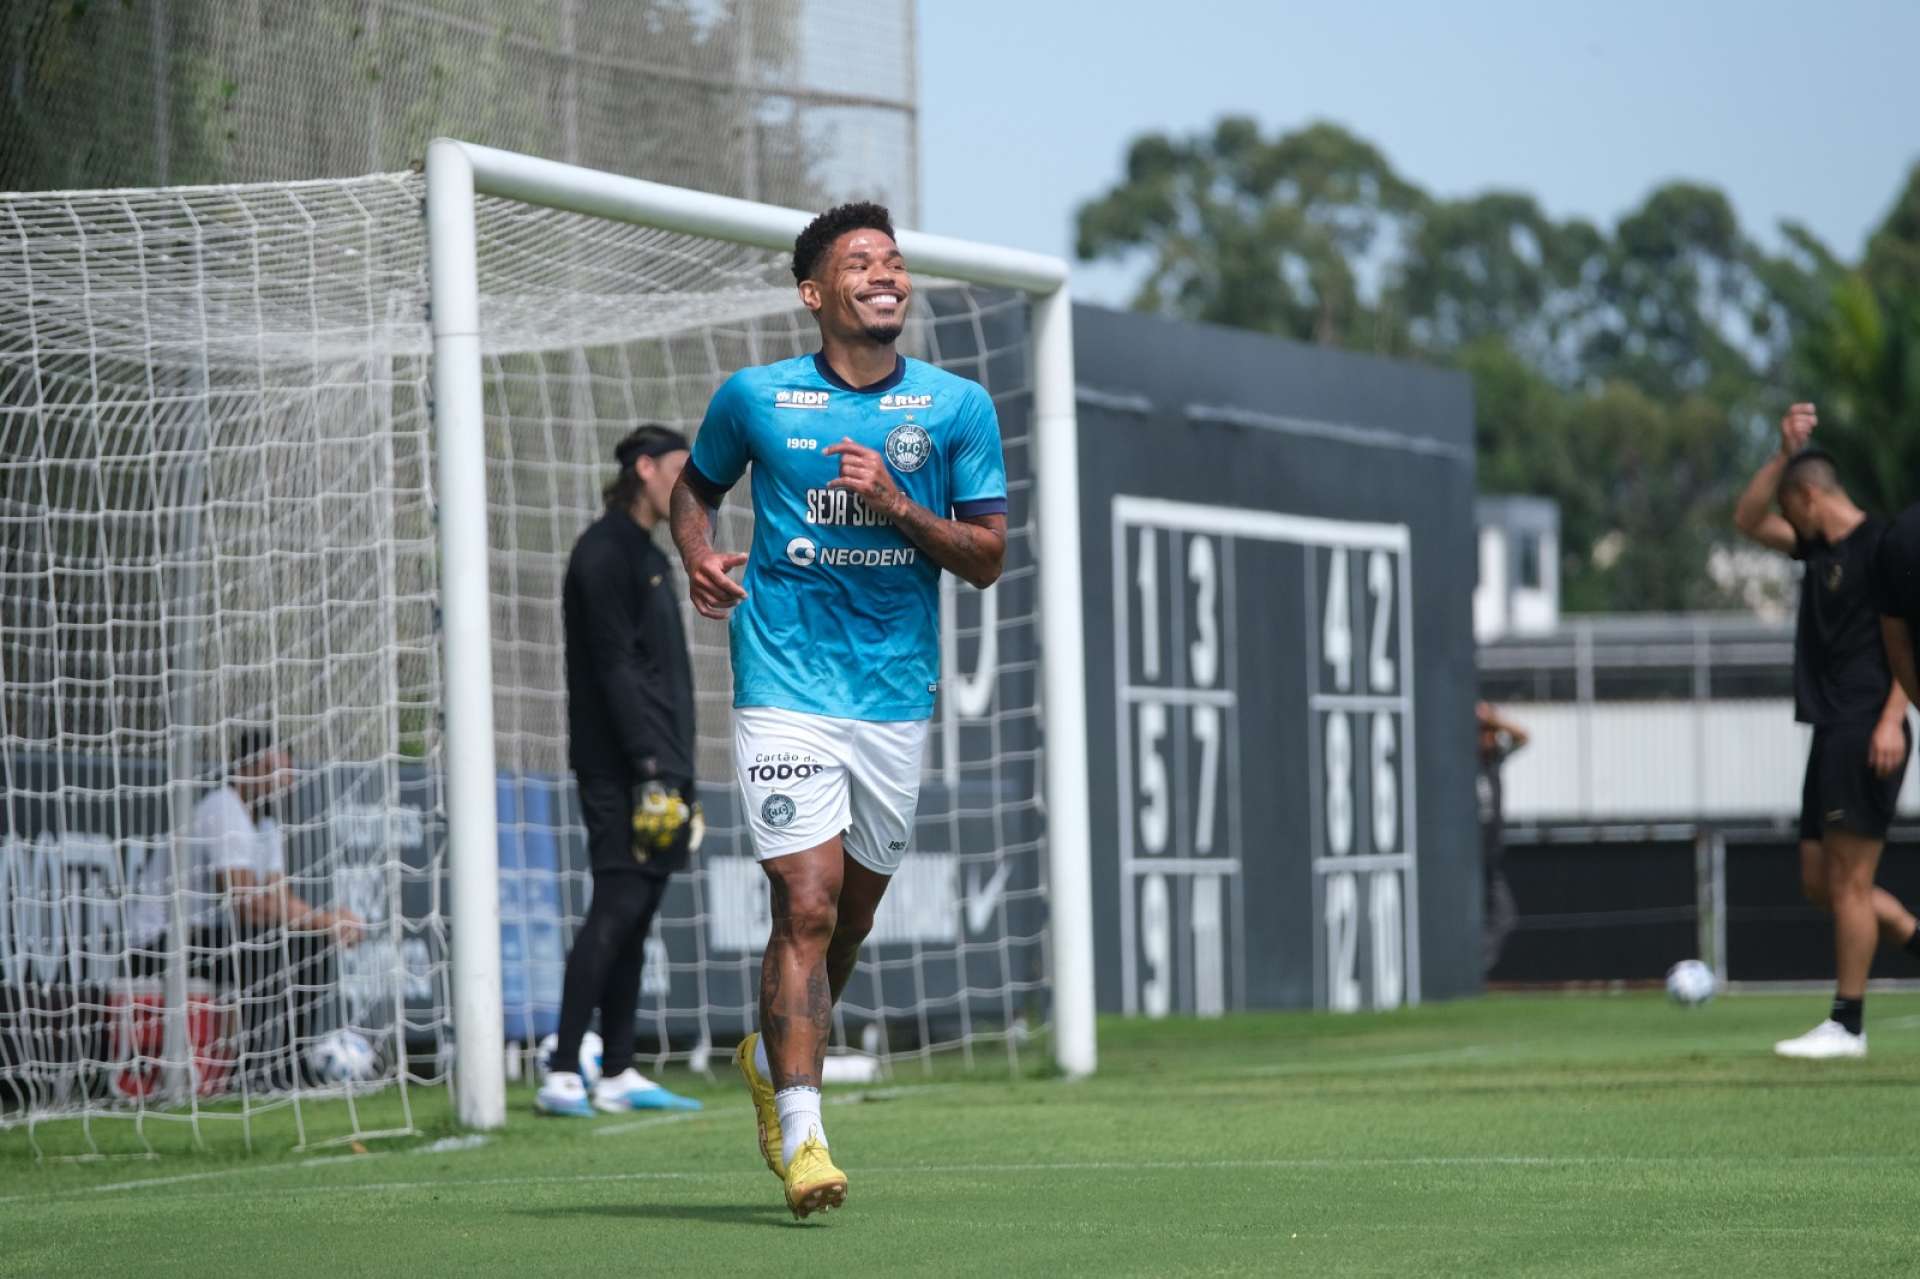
(630, 779, 704, 865)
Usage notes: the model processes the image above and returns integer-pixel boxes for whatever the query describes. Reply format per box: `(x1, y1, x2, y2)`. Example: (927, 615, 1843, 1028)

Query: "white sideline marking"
(592, 1109, 718, 1138)
(13, 1151, 1920, 1209)
(1222, 1045, 1497, 1076)
(835, 1083, 964, 1104)
(77, 1167, 263, 1197)
(0, 1140, 415, 1204)
(415, 1135, 491, 1155)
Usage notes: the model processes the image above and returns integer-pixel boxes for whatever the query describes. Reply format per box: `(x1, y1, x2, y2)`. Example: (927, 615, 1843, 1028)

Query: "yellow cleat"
(734, 1033, 784, 1178)
(782, 1130, 847, 1220)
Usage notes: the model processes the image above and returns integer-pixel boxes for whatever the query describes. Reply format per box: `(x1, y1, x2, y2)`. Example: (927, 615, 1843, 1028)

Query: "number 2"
(1325, 872, 1360, 1012)
(1367, 550, 1396, 692)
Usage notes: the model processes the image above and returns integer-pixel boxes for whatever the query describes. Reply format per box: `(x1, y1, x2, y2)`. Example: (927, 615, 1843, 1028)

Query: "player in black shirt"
(1734, 403, 1920, 1058)
(536, 424, 703, 1116)
(1873, 503, 1920, 708)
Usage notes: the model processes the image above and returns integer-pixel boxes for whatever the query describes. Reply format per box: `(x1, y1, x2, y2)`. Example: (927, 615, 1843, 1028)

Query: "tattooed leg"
(759, 841, 844, 1090)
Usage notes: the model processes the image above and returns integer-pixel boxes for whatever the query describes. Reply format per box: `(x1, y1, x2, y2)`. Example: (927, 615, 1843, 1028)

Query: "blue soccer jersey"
(688, 353, 1008, 721)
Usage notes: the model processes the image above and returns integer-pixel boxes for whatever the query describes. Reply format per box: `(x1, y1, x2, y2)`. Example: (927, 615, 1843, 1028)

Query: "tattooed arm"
(819, 437, 1005, 588)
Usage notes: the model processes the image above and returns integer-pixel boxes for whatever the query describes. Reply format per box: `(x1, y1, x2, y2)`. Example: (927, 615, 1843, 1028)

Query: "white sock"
(775, 1086, 825, 1166)
(754, 1035, 770, 1079)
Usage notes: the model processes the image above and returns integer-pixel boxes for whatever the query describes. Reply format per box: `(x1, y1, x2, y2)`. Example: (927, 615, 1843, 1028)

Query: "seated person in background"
(189, 728, 364, 1087)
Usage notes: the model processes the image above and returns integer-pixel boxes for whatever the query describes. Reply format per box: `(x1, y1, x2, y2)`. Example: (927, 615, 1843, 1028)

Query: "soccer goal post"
(424, 140, 1096, 1129)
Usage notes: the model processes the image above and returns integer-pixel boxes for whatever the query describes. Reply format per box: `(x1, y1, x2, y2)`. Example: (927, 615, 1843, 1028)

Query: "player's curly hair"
(791, 201, 896, 283)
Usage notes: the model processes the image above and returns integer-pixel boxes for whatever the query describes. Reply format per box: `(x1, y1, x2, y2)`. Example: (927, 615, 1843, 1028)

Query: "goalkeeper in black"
(536, 424, 703, 1116)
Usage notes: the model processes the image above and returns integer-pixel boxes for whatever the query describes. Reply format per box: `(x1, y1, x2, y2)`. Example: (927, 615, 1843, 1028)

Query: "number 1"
(1136, 527, 1160, 679)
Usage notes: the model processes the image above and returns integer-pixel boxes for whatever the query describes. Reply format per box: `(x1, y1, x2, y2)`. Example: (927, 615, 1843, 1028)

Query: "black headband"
(615, 430, 690, 468)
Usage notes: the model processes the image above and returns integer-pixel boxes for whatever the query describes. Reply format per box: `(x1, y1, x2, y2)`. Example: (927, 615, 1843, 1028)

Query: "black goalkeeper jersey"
(563, 511, 696, 784)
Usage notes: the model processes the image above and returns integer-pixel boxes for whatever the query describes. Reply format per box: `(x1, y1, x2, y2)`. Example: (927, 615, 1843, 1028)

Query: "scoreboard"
(1113, 497, 1420, 1015)
(1072, 302, 1477, 1016)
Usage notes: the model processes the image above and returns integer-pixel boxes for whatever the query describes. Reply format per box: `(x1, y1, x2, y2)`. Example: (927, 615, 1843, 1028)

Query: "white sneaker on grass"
(1773, 1019, 1866, 1060)
(534, 1070, 594, 1117)
(593, 1067, 702, 1113)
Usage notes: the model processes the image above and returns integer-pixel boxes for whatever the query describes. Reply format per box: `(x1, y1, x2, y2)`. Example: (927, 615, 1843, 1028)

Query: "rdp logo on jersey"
(885, 421, 932, 473)
(879, 393, 933, 411)
(775, 389, 831, 410)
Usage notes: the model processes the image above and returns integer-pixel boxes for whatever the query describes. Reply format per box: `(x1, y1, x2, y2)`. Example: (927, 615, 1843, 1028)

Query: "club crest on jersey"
(762, 793, 797, 828)
(1827, 562, 1845, 592)
(885, 420, 932, 473)
(775, 389, 831, 410)
(879, 393, 933, 411)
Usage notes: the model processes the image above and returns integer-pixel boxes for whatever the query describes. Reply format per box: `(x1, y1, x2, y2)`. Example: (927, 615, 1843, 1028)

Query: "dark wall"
(1489, 835, 1920, 984)
(1071, 305, 1481, 1013)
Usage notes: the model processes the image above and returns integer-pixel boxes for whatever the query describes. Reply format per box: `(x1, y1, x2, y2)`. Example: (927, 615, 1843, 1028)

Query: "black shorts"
(577, 773, 697, 878)
(1798, 720, 1910, 843)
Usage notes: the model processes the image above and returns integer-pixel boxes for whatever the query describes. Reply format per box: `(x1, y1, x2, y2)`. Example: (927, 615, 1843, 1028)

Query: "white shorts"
(732, 706, 929, 875)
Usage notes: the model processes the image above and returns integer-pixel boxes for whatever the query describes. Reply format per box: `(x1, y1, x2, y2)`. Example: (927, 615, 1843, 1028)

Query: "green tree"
(1075, 117, 1425, 347)
(1792, 164, 1920, 515)
(1390, 192, 1603, 378)
(1076, 115, 1844, 613)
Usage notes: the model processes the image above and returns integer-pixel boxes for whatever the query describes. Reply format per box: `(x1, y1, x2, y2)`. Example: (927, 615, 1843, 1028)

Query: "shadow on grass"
(514, 1202, 809, 1228)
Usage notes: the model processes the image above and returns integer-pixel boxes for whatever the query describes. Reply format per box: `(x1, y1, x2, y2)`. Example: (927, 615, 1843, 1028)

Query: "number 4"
(1323, 549, 1351, 691)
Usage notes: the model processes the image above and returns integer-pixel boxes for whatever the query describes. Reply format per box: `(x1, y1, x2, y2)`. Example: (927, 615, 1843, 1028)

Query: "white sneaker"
(593, 1067, 703, 1113)
(535, 1070, 594, 1116)
(1773, 1019, 1867, 1060)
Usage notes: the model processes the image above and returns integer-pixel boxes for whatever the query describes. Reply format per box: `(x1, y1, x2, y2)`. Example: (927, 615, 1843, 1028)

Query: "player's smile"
(856, 287, 904, 316)
(851, 279, 909, 323)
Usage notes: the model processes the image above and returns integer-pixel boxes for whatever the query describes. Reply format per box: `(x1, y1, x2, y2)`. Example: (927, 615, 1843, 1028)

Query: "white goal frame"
(424, 139, 1096, 1128)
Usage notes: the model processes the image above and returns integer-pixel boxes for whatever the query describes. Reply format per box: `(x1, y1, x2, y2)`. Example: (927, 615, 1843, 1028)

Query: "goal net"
(0, 158, 1079, 1154)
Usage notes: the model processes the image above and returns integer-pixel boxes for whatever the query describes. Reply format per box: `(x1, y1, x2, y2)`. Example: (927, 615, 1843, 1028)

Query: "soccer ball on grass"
(308, 1028, 380, 1084)
(1665, 959, 1717, 1007)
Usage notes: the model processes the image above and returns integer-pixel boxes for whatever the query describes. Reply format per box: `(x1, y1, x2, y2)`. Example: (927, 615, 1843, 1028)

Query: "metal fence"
(1480, 613, 1920, 987)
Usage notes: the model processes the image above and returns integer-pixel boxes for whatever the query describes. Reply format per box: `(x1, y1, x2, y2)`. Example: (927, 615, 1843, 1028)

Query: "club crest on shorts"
(884, 420, 932, 473)
(761, 793, 797, 829)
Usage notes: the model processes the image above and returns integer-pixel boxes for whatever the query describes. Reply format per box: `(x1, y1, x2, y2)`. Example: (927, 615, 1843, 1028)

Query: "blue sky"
(917, 0, 1920, 305)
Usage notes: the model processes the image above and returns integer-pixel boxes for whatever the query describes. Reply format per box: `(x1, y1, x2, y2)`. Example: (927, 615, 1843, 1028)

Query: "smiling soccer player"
(669, 203, 1008, 1219)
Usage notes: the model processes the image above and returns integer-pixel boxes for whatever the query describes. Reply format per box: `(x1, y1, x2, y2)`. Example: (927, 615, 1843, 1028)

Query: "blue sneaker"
(534, 1071, 595, 1117)
(593, 1068, 703, 1113)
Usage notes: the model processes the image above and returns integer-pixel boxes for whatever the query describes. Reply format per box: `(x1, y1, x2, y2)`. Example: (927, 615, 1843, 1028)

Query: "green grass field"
(6, 993, 1920, 1276)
